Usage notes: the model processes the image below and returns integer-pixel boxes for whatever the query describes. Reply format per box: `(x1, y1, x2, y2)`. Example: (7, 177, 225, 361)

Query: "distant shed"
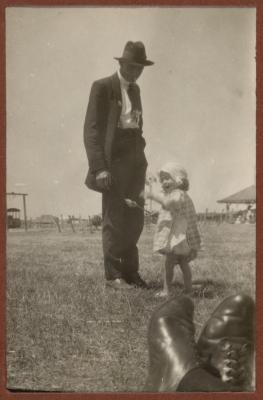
(36, 214, 56, 226)
(7, 207, 21, 228)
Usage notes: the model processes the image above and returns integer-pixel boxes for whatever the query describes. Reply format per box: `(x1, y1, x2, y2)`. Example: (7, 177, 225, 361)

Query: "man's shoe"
(144, 296, 200, 391)
(105, 278, 133, 290)
(197, 294, 255, 389)
(125, 273, 148, 289)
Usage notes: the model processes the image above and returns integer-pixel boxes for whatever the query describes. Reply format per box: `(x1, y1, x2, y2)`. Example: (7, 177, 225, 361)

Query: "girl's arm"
(146, 190, 180, 211)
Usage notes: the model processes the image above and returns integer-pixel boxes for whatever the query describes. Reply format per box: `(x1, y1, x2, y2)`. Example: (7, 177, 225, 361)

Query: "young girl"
(145, 162, 201, 297)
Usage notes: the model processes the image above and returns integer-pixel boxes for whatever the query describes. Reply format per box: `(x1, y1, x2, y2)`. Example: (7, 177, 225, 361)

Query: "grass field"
(6, 223, 255, 392)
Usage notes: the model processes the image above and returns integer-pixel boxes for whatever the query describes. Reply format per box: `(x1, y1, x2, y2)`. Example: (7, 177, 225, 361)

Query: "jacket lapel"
(111, 72, 122, 104)
(104, 73, 122, 165)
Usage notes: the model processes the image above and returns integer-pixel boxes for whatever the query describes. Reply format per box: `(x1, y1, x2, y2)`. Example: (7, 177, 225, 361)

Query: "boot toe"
(145, 296, 199, 391)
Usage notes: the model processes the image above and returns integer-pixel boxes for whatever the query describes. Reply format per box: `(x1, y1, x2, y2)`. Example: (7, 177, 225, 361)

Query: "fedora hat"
(114, 41, 154, 66)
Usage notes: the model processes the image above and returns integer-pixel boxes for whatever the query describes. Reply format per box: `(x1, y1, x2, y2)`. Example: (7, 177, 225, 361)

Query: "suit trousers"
(102, 131, 147, 281)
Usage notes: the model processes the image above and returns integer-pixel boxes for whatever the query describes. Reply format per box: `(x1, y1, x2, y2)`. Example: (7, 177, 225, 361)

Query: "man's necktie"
(127, 83, 142, 112)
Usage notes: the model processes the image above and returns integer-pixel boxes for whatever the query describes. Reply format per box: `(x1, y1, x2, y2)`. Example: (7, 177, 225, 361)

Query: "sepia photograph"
(5, 5, 256, 394)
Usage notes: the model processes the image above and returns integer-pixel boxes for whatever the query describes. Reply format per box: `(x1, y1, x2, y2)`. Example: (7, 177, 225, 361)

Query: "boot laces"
(220, 339, 250, 384)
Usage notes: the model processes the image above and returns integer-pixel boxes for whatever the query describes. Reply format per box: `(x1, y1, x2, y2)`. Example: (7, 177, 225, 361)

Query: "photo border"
(0, 1, 262, 399)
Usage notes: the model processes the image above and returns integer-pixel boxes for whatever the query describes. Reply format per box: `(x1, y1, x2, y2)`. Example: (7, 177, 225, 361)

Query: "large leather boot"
(145, 296, 200, 391)
(197, 294, 255, 390)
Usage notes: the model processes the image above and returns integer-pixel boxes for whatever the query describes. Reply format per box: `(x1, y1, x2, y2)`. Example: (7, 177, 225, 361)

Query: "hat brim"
(114, 57, 154, 66)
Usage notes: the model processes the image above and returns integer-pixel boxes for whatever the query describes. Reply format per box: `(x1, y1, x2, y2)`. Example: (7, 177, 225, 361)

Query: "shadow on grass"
(191, 279, 228, 299)
(147, 278, 228, 299)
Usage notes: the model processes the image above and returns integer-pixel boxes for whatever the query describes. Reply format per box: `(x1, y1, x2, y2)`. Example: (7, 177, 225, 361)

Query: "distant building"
(35, 214, 56, 226)
(217, 185, 256, 223)
(217, 185, 255, 207)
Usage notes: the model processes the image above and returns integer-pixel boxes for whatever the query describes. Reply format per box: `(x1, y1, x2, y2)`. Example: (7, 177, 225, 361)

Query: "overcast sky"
(6, 7, 256, 218)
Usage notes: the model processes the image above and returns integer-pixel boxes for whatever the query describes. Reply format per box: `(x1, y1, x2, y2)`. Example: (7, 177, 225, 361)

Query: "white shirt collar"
(117, 69, 130, 89)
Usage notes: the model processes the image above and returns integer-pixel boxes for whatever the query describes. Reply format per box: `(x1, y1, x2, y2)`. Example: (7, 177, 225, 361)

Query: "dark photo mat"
(0, 0, 262, 399)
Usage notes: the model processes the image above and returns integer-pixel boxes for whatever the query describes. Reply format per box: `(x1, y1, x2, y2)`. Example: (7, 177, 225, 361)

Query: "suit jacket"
(83, 73, 143, 192)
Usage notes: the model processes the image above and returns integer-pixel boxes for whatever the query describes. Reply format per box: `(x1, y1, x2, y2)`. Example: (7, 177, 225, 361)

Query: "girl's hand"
(146, 172, 157, 185)
(140, 188, 151, 200)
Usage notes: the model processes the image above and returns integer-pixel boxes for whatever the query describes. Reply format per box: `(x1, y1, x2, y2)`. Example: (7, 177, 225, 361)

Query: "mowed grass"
(6, 223, 255, 392)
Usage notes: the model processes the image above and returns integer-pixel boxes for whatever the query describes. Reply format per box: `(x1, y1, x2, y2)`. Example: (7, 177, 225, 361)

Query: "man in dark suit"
(84, 41, 154, 289)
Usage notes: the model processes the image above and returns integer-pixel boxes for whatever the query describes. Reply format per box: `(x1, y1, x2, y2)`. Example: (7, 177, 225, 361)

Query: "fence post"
(53, 216, 62, 233)
(68, 215, 76, 233)
(205, 208, 208, 223)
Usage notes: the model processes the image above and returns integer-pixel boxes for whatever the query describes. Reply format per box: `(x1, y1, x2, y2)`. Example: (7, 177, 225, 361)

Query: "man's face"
(120, 61, 144, 83)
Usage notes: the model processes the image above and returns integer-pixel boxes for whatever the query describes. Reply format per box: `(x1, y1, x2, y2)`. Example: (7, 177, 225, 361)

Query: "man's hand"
(125, 198, 138, 208)
(95, 170, 112, 190)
